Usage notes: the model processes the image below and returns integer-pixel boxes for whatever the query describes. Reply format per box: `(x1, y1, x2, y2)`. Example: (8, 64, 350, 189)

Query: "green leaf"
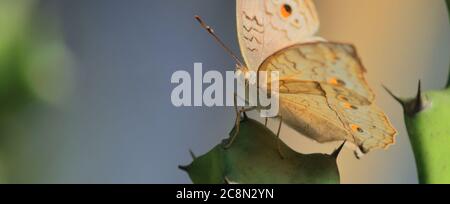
(180, 118, 341, 184)
(446, 0, 450, 88)
(404, 90, 450, 184)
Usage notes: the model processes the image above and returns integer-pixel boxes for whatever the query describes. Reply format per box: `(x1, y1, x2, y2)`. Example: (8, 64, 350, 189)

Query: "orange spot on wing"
(281, 4, 292, 18)
(328, 77, 346, 86)
(343, 102, 357, 110)
(338, 95, 349, 101)
(328, 78, 339, 85)
(350, 124, 364, 133)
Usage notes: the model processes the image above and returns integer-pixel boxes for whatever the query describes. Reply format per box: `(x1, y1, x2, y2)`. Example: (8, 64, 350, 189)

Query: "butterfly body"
(236, 0, 397, 154)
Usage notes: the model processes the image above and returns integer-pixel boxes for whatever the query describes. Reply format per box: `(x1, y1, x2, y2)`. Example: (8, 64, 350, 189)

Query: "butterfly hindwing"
(320, 84, 396, 153)
(279, 92, 351, 143)
(261, 42, 396, 153)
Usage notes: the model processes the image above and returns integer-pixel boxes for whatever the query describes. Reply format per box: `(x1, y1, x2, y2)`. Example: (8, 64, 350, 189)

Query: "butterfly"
(196, 0, 397, 156)
(235, 0, 397, 155)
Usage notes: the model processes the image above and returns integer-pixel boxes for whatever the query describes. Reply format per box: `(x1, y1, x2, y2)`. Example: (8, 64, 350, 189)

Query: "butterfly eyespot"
(280, 4, 293, 18)
(350, 124, 364, 133)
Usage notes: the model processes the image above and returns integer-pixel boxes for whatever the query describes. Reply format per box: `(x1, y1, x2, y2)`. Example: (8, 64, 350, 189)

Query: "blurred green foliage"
(0, 0, 74, 183)
(447, 0, 450, 16)
(0, 0, 36, 115)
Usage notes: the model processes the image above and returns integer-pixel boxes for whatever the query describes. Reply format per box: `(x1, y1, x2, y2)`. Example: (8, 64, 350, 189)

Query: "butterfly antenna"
(194, 15, 244, 68)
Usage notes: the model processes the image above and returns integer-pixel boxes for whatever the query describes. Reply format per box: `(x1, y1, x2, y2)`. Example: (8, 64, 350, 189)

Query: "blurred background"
(0, 0, 448, 183)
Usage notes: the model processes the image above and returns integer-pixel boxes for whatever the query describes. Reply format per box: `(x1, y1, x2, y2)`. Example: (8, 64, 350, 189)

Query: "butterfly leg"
(225, 102, 242, 149)
(264, 118, 268, 126)
(242, 108, 249, 120)
(224, 94, 256, 149)
(224, 94, 241, 147)
(224, 107, 257, 149)
(275, 115, 285, 159)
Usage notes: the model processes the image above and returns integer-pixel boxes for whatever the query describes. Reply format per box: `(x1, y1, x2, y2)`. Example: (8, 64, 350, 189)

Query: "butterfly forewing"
(260, 42, 375, 101)
(236, 0, 321, 71)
